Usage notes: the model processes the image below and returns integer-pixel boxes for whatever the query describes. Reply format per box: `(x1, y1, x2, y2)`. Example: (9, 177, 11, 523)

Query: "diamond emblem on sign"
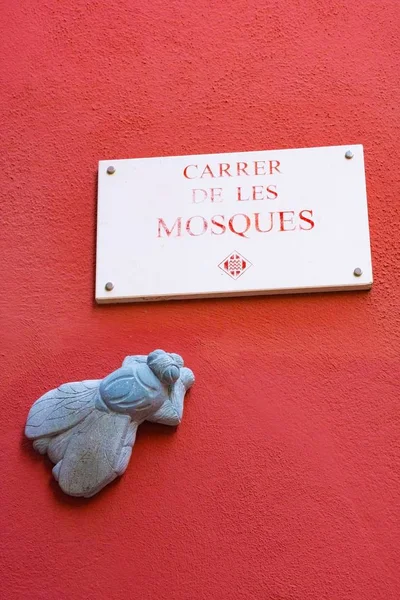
(218, 251, 252, 280)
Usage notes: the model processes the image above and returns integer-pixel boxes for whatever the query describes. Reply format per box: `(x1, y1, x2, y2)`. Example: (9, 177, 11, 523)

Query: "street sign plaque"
(96, 144, 372, 303)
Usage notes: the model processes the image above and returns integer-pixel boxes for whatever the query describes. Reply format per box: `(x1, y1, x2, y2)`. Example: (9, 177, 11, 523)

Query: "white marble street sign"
(95, 144, 372, 303)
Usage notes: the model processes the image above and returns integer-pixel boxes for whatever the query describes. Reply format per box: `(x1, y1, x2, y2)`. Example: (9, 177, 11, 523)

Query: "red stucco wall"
(1, 2, 399, 599)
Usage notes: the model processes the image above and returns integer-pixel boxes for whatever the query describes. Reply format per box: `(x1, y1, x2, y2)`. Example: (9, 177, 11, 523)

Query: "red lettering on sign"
(269, 160, 281, 174)
(252, 186, 264, 201)
(157, 218, 182, 237)
(200, 165, 215, 178)
(299, 210, 315, 230)
(210, 188, 223, 202)
(183, 165, 197, 179)
(211, 215, 226, 235)
(192, 189, 207, 203)
(228, 214, 251, 238)
(279, 211, 296, 232)
(266, 185, 278, 199)
(186, 216, 208, 236)
(157, 209, 314, 239)
(236, 162, 249, 176)
(219, 163, 232, 177)
(237, 187, 250, 201)
(238, 185, 279, 201)
(254, 212, 274, 233)
(183, 160, 282, 179)
(254, 161, 267, 176)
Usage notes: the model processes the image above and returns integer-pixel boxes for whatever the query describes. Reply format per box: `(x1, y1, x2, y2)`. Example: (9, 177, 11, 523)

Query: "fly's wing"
(25, 380, 100, 440)
(147, 367, 195, 426)
(53, 409, 136, 498)
(122, 355, 147, 367)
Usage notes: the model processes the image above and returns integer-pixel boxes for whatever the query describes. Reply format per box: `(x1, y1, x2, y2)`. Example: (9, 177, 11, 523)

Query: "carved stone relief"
(25, 350, 194, 497)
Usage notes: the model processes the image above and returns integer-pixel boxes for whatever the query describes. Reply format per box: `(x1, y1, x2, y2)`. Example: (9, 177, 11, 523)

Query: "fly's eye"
(162, 365, 180, 384)
(169, 353, 184, 368)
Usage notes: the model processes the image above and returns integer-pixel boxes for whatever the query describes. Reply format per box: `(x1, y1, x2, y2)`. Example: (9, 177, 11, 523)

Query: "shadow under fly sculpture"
(25, 350, 194, 498)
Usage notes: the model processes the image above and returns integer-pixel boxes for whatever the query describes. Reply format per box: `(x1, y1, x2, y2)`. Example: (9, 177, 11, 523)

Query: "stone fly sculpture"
(25, 350, 194, 498)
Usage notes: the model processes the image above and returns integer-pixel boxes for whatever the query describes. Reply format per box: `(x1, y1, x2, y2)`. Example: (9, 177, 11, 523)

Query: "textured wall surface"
(1, 1, 399, 599)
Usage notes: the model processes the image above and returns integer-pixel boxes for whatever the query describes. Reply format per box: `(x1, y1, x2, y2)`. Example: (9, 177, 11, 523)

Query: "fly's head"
(99, 350, 183, 420)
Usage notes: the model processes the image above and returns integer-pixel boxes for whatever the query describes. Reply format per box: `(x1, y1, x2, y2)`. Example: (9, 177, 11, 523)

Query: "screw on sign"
(219, 251, 252, 280)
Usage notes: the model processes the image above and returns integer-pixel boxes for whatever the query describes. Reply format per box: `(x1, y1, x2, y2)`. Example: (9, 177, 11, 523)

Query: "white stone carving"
(25, 350, 194, 497)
